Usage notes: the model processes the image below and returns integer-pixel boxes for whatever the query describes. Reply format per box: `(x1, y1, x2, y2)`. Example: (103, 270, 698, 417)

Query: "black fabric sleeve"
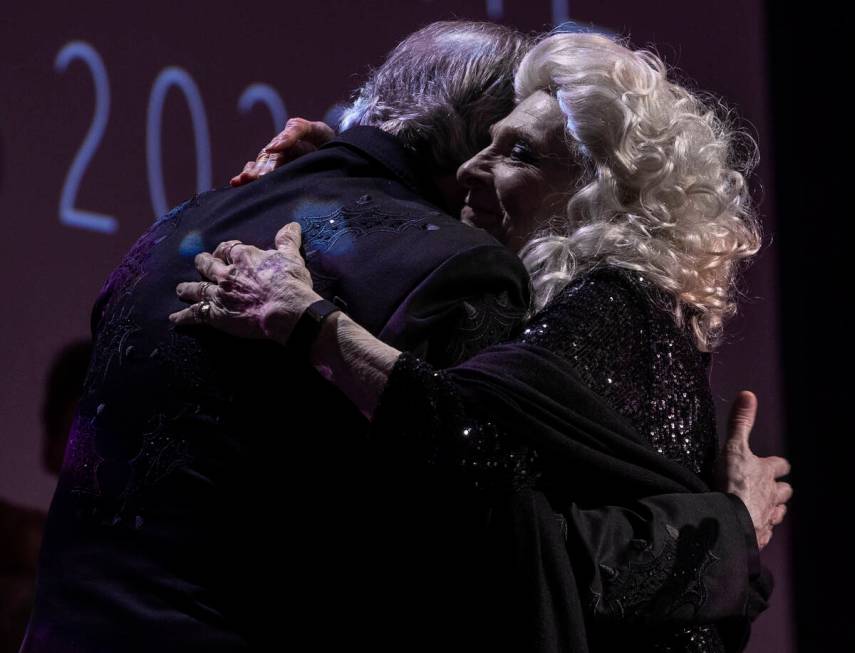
(376, 243, 531, 366)
(563, 492, 768, 624)
(372, 353, 768, 624)
(371, 268, 770, 638)
(371, 351, 541, 490)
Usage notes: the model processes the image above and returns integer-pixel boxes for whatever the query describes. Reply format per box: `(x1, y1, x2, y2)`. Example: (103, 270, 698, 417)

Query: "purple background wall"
(0, 2, 791, 650)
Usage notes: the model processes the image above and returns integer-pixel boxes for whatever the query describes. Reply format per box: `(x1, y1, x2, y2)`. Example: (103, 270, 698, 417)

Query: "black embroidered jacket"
(21, 127, 531, 652)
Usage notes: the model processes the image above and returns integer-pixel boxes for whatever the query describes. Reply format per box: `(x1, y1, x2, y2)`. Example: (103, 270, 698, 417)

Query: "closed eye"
(509, 141, 538, 164)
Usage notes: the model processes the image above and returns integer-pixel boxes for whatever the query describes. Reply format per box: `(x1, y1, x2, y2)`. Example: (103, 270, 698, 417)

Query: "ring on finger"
(199, 281, 212, 300)
(223, 242, 241, 264)
(193, 300, 212, 322)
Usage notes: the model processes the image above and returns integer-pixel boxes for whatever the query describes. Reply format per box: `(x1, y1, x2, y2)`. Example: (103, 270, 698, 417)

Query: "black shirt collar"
(324, 126, 446, 209)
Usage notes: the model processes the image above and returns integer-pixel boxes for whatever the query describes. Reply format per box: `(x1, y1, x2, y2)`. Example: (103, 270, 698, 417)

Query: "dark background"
(1, 1, 847, 650)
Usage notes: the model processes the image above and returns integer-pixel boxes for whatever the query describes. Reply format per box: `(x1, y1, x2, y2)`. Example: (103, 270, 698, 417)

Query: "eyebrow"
(490, 122, 523, 141)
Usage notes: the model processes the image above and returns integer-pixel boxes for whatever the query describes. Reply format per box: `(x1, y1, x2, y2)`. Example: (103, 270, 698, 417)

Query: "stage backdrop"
(0, 2, 790, 651)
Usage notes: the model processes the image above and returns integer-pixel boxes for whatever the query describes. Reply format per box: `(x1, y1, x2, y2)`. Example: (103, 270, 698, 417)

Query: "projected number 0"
(146, 68, 213, 219)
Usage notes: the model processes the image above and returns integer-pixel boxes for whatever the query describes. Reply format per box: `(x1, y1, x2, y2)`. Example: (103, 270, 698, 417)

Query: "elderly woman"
(174, 33, 789, 652)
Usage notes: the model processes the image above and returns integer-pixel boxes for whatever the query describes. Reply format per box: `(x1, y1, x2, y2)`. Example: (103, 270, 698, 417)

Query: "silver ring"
(197, 301, 212, 322)
(223, 242, 241, 263)
(198, 281, 212, 300)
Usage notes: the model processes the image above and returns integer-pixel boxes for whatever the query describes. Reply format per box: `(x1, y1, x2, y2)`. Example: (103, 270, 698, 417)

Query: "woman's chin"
(461, 206, 502, 237)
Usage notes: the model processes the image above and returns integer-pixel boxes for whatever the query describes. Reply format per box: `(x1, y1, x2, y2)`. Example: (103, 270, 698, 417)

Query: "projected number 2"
(54, 42, 118, 234)
(55, 42, 289, 233)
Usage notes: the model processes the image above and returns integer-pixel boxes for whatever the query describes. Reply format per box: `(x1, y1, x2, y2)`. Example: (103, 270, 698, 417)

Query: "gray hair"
(339, 21, 534, 173)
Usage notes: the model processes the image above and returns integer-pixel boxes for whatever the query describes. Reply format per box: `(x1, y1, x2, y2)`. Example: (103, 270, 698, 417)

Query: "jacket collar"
(324, 126, 446, 209)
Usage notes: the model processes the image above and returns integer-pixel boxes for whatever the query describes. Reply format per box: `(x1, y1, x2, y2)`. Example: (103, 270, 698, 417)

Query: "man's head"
(339, 21, 534, 180)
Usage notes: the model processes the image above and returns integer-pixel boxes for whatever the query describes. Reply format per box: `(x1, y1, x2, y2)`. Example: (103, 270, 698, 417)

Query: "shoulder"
(544, 266, 653, 324)
(561, 268, 708, 373)
(520, 266, 667, 361)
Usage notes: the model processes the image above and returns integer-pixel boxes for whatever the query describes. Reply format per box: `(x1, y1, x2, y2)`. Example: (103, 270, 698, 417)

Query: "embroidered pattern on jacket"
(590, 519, 720, 622)
(64, 196, 199, 527)
(444, 291, 528, 367)
(300, 196, 432, 255)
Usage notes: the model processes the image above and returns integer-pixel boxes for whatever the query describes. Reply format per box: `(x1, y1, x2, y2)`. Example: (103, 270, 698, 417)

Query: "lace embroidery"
(445, 291, 527, 366)
(300, 195, 434, 255)
(65, 196, 201, 526)
(590, 518, 721, 622)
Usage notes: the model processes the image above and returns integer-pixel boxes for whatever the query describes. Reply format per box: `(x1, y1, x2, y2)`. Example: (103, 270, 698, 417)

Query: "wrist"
(263, 291, 324, 345)
(310, 310, 343, 366)
(724, 492, 762, 576)
(287, 296, 342, 358)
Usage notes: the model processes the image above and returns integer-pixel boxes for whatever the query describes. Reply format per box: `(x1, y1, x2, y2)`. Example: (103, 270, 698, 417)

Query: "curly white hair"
(515, 32, 761, 351)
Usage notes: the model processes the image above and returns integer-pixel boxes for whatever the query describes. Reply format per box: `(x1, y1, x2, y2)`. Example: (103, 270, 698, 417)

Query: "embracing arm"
(305, 258, 530, 419)
(281, 306, 771, 623)
(282, 296, 775, 622)
(171, 225, 786, 626)
(307, 310, 399, 419)
(369, 351, 773, 624)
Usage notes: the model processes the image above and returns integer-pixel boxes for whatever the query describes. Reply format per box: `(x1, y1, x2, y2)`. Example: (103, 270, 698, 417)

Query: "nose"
(457, 146, 493, 192)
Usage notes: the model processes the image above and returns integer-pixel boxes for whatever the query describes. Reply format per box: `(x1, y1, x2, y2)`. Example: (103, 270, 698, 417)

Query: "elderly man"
(23, 21, 779, 652)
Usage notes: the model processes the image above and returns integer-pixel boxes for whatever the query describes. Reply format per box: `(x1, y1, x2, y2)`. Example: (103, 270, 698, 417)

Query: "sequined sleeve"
(368, 271, 640, 490)
(371, 351, 541, 491)
(371, 267, 716, 491)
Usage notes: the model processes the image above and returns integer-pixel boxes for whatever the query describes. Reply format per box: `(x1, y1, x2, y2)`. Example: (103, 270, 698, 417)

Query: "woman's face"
(457, 90, 581, 252)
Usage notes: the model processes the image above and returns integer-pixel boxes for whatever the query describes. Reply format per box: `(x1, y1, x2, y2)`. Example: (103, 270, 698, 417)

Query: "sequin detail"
(374, 266, 724, 651)
(373, 352, 540, 491)
(522, 268, 723, 652)
(520, 267, 718, 478)
(444, 291, 527, 366)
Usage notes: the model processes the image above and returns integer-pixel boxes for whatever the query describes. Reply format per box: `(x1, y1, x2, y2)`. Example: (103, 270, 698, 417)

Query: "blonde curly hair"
(515, 32, 761, 351)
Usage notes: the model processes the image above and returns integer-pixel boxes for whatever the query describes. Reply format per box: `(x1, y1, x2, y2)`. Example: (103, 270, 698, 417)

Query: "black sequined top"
(519, 267, 719, 479)
(373, 266, 728, 652)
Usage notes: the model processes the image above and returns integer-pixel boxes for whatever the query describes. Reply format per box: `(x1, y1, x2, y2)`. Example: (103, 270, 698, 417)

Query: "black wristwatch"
(288, 298, 342, 356)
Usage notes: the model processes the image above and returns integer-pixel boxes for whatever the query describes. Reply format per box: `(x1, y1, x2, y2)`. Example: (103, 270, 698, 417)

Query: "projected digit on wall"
(54, 41, 118, 234)
(146, 67, 213, 219)
(238, 83, 288, 135)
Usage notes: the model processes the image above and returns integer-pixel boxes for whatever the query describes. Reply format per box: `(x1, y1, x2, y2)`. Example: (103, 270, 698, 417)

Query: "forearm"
(308, 311, 402, 420)
(370, 351, 541, 489)
(304, 313, 770, 627)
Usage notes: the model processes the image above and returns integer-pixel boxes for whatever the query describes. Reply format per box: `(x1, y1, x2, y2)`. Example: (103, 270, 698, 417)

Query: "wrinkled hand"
(170, 223, 319, 343)
(230, 117, 335, 187)
(715, 391, 792, 550)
